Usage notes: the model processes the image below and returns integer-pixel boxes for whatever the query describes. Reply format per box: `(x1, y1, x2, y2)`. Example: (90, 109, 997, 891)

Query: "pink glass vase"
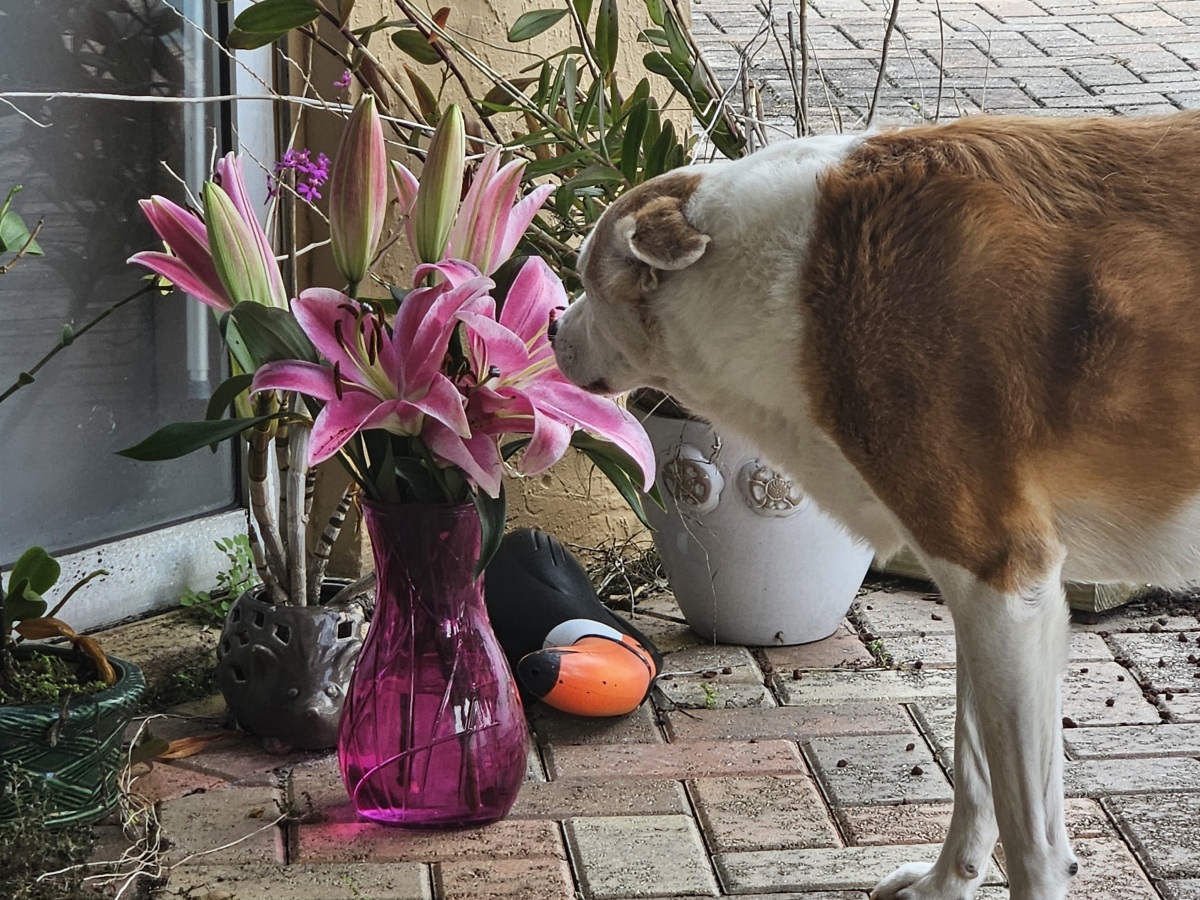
(338, 501, 528, 828)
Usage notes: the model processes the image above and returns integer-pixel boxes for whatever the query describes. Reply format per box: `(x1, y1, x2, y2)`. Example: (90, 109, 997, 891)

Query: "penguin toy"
(485, 528, 663, 717)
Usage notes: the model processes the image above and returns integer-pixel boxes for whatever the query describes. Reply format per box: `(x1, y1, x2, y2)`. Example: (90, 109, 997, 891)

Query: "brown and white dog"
(552, 110, 1200, 900)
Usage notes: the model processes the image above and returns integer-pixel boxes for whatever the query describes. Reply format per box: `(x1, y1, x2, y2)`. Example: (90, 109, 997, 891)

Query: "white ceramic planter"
(643, 414, 873, 645)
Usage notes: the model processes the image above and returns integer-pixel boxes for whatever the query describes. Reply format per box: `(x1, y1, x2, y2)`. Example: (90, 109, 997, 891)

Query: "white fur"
(553, 131, 1156, 900)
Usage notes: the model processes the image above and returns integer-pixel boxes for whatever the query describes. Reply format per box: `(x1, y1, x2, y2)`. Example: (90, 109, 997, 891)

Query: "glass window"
(0, 0, 237, 561)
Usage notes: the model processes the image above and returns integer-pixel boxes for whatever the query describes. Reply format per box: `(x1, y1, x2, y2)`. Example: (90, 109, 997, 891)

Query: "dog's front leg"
(870, 640, 998, 900)
(875, 564, 1077, 900)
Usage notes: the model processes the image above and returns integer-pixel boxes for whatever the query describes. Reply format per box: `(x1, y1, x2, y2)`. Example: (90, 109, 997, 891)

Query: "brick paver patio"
(83, 1, 1200, 898)
(97, 574, 1200, 900)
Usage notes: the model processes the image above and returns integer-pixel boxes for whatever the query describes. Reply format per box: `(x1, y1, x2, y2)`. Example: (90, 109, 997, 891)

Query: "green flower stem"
(0, 281, 157, 407)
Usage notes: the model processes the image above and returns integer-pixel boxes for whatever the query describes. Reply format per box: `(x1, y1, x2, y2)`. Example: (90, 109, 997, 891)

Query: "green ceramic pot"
(0, 645, 146, 828)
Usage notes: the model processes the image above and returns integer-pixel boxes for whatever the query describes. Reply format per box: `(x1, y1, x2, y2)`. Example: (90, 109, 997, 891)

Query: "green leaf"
(471, 483, 506, 576)
(220, 302, 318, 373)
(564, 57, 578, 124)
(117, 416, 277, 461)
(205, 373, 256, 421)
(231, 0, 318, 33)
(563, 165, 626, 192)
(391, 28, 442, 65)
(10, 547, 60, 596)
(637, 27, 668, 47)
(6, 588, 48, 628)
(507, 8, 568, 42)
(0, 209, 42, 256)
(405, 64, 440, 123)
(571, 432, 660, 528)
(595, 0, 619, 77)
(645, 0, 665, 27)
(663, 10, 690, 63)
(620, 98, 649, 184)
(573, 0, 594, 26)
(480, 77, 538, 116)
(227, 0, 318, 49)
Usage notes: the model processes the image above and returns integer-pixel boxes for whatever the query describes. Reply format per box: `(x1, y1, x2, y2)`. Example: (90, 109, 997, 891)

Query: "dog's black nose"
(547, 307, 564, 343)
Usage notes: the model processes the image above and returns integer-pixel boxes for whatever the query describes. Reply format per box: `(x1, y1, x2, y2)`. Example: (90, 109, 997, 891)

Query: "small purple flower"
(334, 69, 352, 91)
(268, 148, 331, 204)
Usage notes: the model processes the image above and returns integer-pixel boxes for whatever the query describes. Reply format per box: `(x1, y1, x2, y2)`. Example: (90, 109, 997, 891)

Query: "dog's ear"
(616, 196, 710, 272)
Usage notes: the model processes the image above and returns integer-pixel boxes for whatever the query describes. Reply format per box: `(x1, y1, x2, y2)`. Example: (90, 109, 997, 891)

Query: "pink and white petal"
(391, 160, 420, 212)
(467, 159, 525, 272)
(494, 183, 555, 267)
(498, 256, 566, 343)
(401, 276, 495, 391)
(525, 381, 655, 489)
(291, 289, 365, 373)
(455, 310, 530, 376)
(447, 148, 502, 259)
(412, 259, 485, 289)
(517, 409, 573, 476)
(251, 359, 343, 401)
(410, 374, 471, 438)
(308, 391, 385, 464)
(358, 398, 423, 436)
(139, 196, 210, 250)
(424, 420, 504, 497)
(128, 251, 232, 312)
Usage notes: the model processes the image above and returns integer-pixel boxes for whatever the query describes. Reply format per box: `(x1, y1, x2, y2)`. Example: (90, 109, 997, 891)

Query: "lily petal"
(250, 359, 341, 402)
(447, 147, 502, 261)
(413, 259, 485, 289)
(493, 182, 554, 271)
(465, 157, 525, 274)
(424, 419, 504, 497)
(128, 250, 232, 312)
(309, 391, 387, 464)
(400, 276, 494, 391)
(291, 289, 367, 375)
(524, 380, 656, 489)
(498, 256, 565, 343)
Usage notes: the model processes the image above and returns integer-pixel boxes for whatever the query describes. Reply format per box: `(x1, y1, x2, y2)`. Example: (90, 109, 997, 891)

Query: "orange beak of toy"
(517, 619, 659, 717)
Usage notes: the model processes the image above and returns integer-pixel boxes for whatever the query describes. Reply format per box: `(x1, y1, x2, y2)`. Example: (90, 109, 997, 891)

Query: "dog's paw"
(870, 862, 968, 900)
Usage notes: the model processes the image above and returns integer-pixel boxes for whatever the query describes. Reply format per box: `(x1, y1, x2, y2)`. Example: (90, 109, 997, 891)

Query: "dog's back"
(798, 111, 1200, 591)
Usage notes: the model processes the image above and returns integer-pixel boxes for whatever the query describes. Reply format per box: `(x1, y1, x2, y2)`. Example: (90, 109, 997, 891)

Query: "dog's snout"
(547, 307, 561, 343)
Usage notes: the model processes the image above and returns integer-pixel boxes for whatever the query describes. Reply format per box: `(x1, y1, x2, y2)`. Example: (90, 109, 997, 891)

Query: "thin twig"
(934, 0, 946, 122)
(866, 0, 903, 128)
(0, 216, 43, 275)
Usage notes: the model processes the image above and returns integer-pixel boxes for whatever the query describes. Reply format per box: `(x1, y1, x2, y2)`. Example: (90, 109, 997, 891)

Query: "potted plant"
(119, 113, 380, 752)
(631, 390, 873, 645)
(121, 96, 656, 825)
(0, 547, 146, 828)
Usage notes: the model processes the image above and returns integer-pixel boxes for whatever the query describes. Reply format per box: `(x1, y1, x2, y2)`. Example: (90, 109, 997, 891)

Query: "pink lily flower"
(249, 271, 505, 494)
(457, 257, 655, 489)
(128, 196, 232, 312)
(129, 153, 287, 311)
(393, 145, 554, 277)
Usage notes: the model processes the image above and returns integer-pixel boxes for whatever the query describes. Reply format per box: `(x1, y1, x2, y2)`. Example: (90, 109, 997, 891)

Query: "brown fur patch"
(581, 172, 704, 303)
(799, 112, 1200, 591)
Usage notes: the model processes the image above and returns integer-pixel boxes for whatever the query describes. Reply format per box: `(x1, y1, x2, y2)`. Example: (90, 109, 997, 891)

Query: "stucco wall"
(301, 0, 687, 566)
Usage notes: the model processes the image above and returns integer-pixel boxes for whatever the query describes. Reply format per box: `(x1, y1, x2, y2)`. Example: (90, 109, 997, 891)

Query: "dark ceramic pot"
(215, 580, 370, 751)
(0, 646, 146, 828)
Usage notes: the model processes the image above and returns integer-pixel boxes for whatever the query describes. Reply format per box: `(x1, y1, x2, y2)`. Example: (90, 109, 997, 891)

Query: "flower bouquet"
(121, 96, 655, 822)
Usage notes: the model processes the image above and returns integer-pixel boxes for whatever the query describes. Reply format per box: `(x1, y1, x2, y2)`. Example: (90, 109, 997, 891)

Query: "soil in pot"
(0, 646, 146, 829)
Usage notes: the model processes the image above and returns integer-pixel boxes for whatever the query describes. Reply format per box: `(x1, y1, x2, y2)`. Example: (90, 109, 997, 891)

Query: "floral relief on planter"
(661, 444, 724, 515)
(739, 460, 810, 518)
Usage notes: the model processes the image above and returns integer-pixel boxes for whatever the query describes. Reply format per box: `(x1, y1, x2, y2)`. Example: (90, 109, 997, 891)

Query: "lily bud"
(330, 94, 388, 290)
(203, 181, 277, 307)
(413, 104, 465, 264)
